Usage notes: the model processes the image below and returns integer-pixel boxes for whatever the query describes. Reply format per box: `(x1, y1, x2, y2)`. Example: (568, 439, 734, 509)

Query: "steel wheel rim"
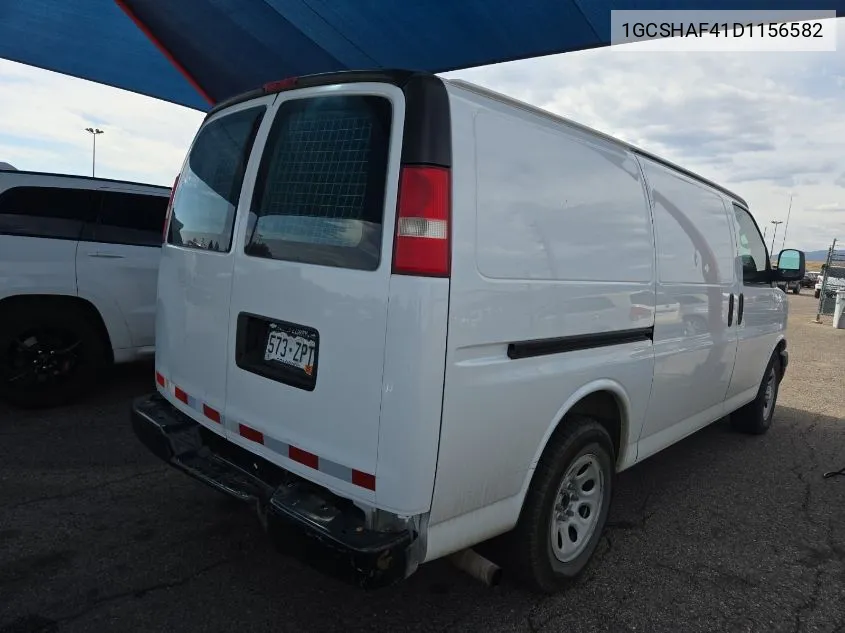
(762, 367, 776, 419)
(550, 453, 605, 563)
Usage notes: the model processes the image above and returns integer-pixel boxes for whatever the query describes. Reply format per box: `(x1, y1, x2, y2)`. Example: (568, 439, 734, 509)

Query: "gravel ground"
(1, 293, 844, 633)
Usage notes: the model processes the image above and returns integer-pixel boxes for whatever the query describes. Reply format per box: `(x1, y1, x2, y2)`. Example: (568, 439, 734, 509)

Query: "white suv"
(0, 169, 171, 408)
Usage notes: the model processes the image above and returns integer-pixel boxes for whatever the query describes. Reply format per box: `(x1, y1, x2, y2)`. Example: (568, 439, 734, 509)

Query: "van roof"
(204, 69, 748, 209)
(204, 69, 428, 119)
(0, 169, 171, 192)
(445, 79, 748, 209)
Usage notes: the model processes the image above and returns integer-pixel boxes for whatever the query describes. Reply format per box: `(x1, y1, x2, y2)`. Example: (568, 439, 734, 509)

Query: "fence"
(815, 239, 845, 319)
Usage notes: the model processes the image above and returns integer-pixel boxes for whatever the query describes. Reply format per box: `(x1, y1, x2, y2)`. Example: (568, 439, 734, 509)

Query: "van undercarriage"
(131, 392, 421, 589)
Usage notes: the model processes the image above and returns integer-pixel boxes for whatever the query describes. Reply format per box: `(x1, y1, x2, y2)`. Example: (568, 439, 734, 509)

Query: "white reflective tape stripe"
(319, 456, 354, 482)
(263, 435, 290, 456)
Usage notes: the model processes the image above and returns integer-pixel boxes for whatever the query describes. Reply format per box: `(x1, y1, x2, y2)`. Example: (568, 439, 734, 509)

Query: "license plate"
(263, 326, 317, 376)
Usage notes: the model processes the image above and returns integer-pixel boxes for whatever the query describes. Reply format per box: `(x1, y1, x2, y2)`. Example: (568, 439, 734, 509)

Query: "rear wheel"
(792, 285, 800, 295)
(505, 416, 614, 593)
(0, 302, 109, 409)
(731, 353, 781, 435)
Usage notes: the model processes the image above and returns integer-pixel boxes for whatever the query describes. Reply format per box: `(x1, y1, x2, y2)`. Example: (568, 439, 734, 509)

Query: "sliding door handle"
(728, 293, 735, 327)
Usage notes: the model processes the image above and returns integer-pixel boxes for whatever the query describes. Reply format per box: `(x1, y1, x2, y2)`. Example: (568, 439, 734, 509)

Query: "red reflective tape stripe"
(351, 470, 376, 491)
(238, 424, 264, 444)
(288, 445, 319, 469)
(202, 404, 221, 424)
(174, 386, 188, 404)
(155, 371, 165, 388)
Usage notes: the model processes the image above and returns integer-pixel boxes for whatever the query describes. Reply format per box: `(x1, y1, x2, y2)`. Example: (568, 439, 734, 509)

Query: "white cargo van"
(131, 71, 805, 593)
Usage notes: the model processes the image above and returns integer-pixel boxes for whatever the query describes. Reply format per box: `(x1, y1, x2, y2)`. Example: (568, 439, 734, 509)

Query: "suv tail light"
(392, 165, 451, 277)
(163, 174, 179, 242)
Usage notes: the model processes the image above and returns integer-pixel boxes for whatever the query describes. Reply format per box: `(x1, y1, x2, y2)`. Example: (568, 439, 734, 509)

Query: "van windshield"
(167, 106, 266, 252)
(245, 94, 393, 271)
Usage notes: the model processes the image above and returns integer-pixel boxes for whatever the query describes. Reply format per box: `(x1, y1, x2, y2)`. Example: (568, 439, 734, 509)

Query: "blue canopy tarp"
(0, 0, 842, 111)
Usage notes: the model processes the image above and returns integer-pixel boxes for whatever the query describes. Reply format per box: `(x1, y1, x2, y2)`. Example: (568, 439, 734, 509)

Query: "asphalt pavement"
(2, 293, 844, 633)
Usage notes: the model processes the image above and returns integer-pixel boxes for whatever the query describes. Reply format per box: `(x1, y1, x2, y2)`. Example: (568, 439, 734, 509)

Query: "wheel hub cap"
(550, 453, 604, 563)
(762, 368, 776, 419)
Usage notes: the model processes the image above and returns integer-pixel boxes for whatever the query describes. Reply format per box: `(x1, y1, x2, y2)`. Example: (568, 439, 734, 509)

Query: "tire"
(731, 353, 781, 435)
(814, 289, 821, 299)
(504, 415, 615, 594)
(0, 301, 109, 409)
(792, 286, 800, 295)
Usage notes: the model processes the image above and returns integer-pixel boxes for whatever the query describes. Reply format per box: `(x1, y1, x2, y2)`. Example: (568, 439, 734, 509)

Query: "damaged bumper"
(131, 392, 416, 589)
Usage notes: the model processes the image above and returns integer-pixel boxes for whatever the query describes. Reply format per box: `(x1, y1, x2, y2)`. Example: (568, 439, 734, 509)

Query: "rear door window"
(167, 106, 266, 252)
(89, 191, 168, 247)
(245, 94, 393, 271)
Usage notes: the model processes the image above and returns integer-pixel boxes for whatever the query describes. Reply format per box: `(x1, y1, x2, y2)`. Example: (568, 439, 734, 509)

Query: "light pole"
(780, 193, 794, 252)
(770, 220, 783, 257)
(85, 127, 103, 177)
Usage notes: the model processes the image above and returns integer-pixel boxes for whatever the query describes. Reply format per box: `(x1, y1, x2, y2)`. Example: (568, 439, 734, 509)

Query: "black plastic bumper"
(779, 347, 789, 379)
(131, 392, 415, 589)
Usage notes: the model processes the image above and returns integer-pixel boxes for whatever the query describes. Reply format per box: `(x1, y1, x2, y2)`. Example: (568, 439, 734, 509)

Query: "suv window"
(245, 94, 393, 271)
(89, 191, 168, 247)
(733, 204, 769, 283)
(167, 105, 266, 252)
(0, 185, 97, 239)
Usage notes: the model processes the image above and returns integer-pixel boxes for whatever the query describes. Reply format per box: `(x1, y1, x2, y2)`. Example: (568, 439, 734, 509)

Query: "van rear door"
(223, 83, 406, 500)
(156, 97, 272, 436)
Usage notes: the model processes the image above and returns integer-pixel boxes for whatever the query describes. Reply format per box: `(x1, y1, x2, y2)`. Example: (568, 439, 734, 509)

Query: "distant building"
(0, 162, 17, 171)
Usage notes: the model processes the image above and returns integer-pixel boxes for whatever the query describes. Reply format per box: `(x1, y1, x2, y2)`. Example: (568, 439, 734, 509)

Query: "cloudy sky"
(0, 19, 843, 252)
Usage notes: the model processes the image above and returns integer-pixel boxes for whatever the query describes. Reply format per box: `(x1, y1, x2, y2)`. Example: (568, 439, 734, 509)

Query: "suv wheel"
(0, 303, 108, 409)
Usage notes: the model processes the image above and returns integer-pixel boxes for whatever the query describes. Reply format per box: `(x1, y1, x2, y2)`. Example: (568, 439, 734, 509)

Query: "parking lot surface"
(2, 294, 844, 633)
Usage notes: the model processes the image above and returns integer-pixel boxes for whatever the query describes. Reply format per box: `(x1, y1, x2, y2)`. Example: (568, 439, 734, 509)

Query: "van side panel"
(635, 157, 739, 461)
(427, 88, 656, 538)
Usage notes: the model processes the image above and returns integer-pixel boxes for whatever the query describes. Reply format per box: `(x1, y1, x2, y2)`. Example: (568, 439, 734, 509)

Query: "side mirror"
(775, 248, 805, 281)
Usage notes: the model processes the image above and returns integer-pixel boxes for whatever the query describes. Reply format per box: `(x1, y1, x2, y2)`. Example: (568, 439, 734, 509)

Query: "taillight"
(392, 165, 451, 277)
(163, 174, 179, 242)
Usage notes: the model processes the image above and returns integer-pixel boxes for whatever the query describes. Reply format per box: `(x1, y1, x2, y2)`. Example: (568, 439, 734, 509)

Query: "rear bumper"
(131, 392, 416, 589)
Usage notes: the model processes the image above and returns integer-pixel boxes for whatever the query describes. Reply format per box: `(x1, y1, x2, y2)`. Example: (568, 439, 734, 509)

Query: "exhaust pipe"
(449, 548, 502, 587)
